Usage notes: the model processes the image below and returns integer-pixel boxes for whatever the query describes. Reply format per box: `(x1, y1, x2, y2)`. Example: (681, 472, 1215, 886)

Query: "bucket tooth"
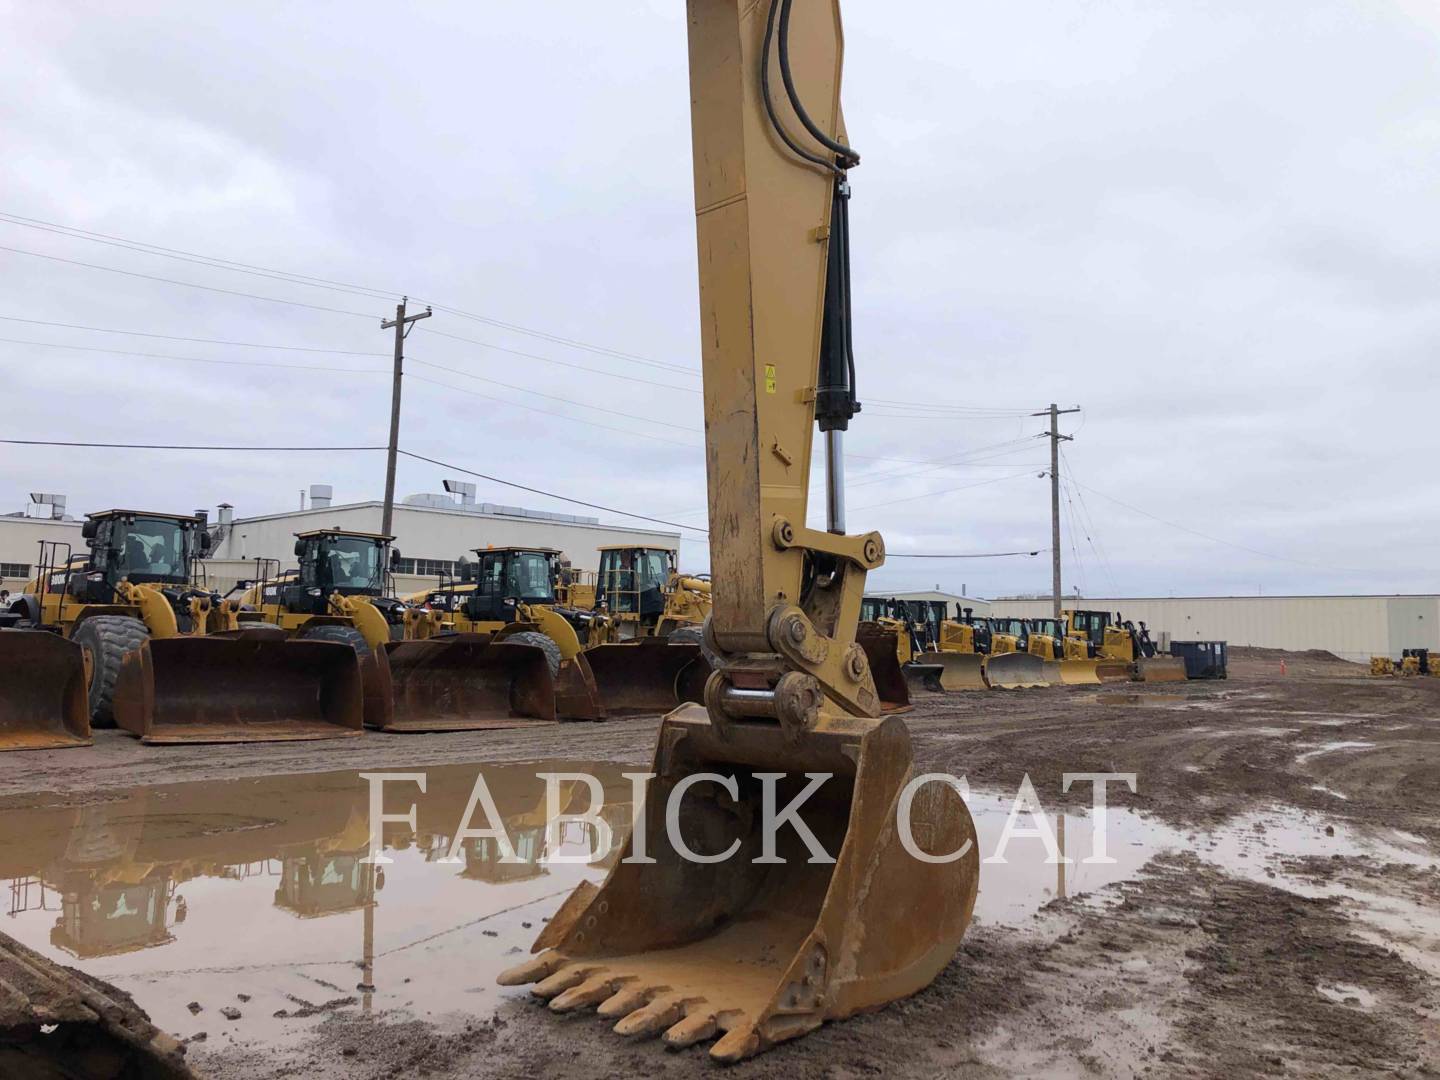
(499, 703, 979, 1062)
(0, 631, 90, 751)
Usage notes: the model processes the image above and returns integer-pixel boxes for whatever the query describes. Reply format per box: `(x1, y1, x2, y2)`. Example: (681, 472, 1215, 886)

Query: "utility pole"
(379, 297, 432, 536)
(1033, 403, 1080, 618)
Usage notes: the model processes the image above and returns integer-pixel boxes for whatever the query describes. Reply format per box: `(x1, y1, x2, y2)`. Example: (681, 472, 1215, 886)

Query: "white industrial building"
(205, 483, 681, 596)
(989, 595, 1439, 663)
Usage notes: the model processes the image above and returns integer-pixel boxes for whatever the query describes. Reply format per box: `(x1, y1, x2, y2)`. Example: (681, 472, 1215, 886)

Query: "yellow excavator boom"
(500, 0, 977, 1060)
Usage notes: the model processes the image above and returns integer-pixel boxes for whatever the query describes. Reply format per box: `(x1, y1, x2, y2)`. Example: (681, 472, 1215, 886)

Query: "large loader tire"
(71, 615, 149, 727)
(667, 626, 703, 645)
(504, 630, 562, 677)
(299, 623, 372, 654)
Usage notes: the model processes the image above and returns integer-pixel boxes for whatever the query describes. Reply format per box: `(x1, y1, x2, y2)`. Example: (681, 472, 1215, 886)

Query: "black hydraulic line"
(760, 0, 837, 173)
(777, 0, 860, 167)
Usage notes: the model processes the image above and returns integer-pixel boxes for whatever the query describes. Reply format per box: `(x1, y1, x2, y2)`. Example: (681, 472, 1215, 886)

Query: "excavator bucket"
(583, 639, 706, 717)
(0, 630, 91, 751)
(1057, 658, 1104, 685)
(916, 651, 988, 691)
(112, 637, 363, 744)
(1136, 656, 1188, 683)
(853, 623, 910, 711)
(380, 634, 557, 731)
(499, 705, 978, 1062)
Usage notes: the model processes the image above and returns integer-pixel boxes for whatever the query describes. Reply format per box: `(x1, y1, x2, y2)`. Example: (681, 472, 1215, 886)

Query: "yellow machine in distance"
(589, 545, 711, 643)
(1063, 608, 1187, 682)
(1027, 616, 1103, 685)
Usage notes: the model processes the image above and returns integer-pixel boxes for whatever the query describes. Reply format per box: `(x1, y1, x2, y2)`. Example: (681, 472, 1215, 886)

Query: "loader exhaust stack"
(380, 634, 557, 731)
(500, 706, 978, 1062)
(582, 639, 706, 717)
(0, 631, 91, 751)
(112, 637, 364, 744)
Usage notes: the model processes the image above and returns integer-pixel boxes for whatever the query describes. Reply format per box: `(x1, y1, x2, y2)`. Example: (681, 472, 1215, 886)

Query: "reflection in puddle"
(2, 763, 1434, 1059)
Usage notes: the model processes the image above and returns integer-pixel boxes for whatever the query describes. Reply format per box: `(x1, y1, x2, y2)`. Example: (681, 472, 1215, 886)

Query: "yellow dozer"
(501, 1, 978, 1061)
(244, 530, 555, 731)
(5, 510, 361, 744)
(1027, 616, 1103, 685)
(1063, 609, 1186, 682)
(981, 617, 1048, 689)
(925, 604, 991, 691)
(853, 597, 945, 706)
(583, 545, 710, 715)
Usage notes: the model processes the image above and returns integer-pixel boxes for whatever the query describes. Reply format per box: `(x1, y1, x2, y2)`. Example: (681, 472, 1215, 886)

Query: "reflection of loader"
(6, 510, 359, 745)
(249, 531, 554, 731)
(501, 2, 978, 1062)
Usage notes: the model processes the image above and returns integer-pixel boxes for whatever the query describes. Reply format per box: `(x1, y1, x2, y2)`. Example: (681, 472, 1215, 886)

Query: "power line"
(0, 244, 376, 319)
(0, 335, 386, 374)
(850, 469, 1036, 511)
(0, 314, 388, 355)
(0, 439, 384, 451)
(888, 549, 1043, 559)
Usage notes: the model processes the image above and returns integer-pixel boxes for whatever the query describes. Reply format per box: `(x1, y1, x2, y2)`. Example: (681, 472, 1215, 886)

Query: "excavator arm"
(499, 0, 978, 1060)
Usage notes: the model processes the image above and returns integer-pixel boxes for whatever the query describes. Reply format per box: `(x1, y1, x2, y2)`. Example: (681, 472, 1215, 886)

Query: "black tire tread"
(504, 630, 562, 677)
(72, 615, 149, 726)
(299, 623, 372, 655)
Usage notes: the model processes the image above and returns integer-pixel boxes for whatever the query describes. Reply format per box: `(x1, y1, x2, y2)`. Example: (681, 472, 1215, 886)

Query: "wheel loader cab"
(78, 511, 205, 600)
(462, 547, 559, 624)
(284, 531, 393, 615)
(594, 546, 674, 620)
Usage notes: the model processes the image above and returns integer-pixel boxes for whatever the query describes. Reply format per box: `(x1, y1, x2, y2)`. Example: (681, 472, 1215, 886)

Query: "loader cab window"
(598, 548, 670, 615)
(107, 517, 192, 584)
(314, 537, 384, 594)
(861, 598, 887, 622)
(506, 553, 555, 603)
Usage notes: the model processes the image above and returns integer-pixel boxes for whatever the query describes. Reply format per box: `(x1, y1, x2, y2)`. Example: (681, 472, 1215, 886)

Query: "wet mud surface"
(1, 647, 1437, 1077)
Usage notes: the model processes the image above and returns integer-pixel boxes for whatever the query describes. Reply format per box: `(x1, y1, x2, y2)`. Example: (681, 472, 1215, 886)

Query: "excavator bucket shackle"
(112, 635, 364, 744)
(0, 631, 91, 751)
(582, 639, 707, 717)
(379, 634, 557, 731)
(500, 707, 978, 1061)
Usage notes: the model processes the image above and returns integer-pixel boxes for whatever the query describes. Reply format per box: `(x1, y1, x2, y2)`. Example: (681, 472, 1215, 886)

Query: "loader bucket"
(0, 631, 90, 751)
(112, 637, 363, 744)
(1058, 659, 1104, 685)
(583, 640, 706, 717)
(902, 661, 945, 694)
(854, 623, 910, 711)
(916, 650, 988, 692)
(380, 634, 556, 732)
(499, 704, 979, 1062)
(1137, 656, 1188, 683)
(982, 651, 1048, 690)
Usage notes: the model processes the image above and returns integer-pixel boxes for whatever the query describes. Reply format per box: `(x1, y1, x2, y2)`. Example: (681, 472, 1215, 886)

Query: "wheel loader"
(500, 1, 979, 1060)
(245, 530, 556, 731)
(4, 510, 361, 745)
(581, 544, 713, 714)
(1063, 608, 1187, 682)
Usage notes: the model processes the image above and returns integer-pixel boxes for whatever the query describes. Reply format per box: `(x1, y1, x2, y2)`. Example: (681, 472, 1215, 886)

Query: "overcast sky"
(2, 1, 1437, 599)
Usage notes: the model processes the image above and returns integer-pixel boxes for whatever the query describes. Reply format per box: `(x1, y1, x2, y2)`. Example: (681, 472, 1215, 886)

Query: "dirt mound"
(1229, 645, 1351, 664)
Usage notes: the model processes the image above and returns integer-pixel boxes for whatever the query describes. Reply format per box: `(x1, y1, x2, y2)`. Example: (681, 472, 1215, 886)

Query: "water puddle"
(1, 761, 1434, 1058)
(1092, 693, 1186, 708)
(1317, 982, 1376, 1008)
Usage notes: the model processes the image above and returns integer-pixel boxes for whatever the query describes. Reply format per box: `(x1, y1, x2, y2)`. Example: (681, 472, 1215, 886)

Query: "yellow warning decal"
(764, 364, 777, 394)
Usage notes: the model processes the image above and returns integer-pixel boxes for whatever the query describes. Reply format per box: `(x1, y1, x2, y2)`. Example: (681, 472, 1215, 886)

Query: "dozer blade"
(112, 637, 364, 744)
(1040, 660, 1064, 685)
(1137, 656, 1188, 683)
(982, 651, 1048, 690)
(1057, 658, 1104, 685)
(854, 623, 910, 711)
(916, 650, 988, 692)
(498, 704, 978, 1062)
(380, 634, 556, 732)
(583, 639, 706, 717)
(0, 630, 90, 751)
(1095, 660, 1134, 683)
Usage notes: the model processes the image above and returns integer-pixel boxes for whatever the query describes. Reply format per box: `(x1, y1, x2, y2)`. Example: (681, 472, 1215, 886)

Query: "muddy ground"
(5, 646, 1439, 1078)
